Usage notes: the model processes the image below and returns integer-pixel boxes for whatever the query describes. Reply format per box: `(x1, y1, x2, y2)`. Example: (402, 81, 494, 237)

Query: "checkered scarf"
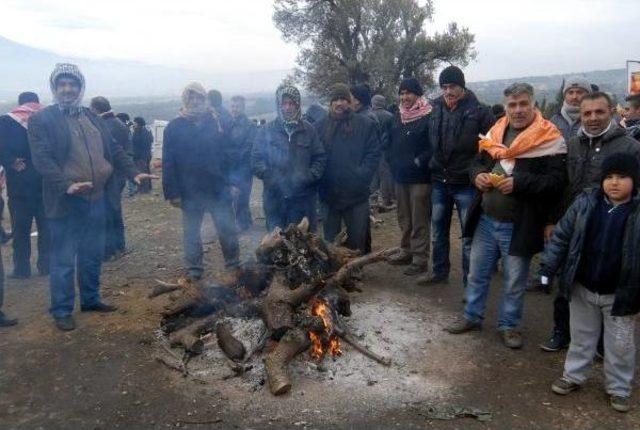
(276, 84, 302, 136)
(49, 63, 85, 115)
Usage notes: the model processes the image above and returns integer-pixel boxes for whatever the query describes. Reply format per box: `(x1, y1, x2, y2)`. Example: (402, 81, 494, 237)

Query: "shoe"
(416, 272, 448, 286)
(539, 331, 570, 352)
(403, 264, 426, 276)
(0, 229, 12, 244)
(0, 313, 17, 327)
(610, 395, 631, 413)
(551, 377, 580, 395)
(501, 329, 523, 349)
(444, 317, 482, 334)
(54, 316, 76, 331)
(80, 302, 118, 313)
(388, 252, 412, 266)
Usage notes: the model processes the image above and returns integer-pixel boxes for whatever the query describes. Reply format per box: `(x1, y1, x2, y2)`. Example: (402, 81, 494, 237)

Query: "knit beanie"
(563, 77, 592, 95)
(600, 153, 640, 188)
(329, 83, 352, 102)
(439, 66, 465, 88)
(398, 77, 423, 97)
(350, 84, 371, 107)
(371, 94, 387, 110)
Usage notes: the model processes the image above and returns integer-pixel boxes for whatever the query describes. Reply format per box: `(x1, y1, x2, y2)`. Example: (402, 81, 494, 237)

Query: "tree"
(273, 0, 475, 98)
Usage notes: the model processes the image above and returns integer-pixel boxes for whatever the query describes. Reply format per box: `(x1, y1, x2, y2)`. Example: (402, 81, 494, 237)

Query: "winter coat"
(625, 118, 640, 141)
(429, 91, 495, 185)
(464, 151, 566, 257)
(100, 112, 132, 178)
(316, 112, 381, 210)
(550, 113, 581, 141)
(227, 114, 256, 184)
(132, 127, 153, 162)
(541, 189, 640, 316)
(28, 106, 139, 218)
(0, 114, 42, 199)
(372, 108, 394, 151)
(388, 114, 432, 184)
(162, 115, 231, 202)
(252, 118, 326, 199)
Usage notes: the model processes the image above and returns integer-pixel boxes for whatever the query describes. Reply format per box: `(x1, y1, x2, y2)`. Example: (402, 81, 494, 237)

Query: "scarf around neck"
(399, 96, 432, 124)
(276, 85, 302, 136)
(7, 102, 44, 128)
(560, 101, 581, 126)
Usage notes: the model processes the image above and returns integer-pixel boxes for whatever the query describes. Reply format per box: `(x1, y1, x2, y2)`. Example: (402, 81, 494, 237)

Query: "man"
(540, 91, 640, 352)
(208, 89, 232, 132)
(371, 94, 395, 209)
(0, 92, 49, 278)
(316, 84, 381, 253)
(132, 117, 154, 194)
(386, 77, 433, 276)
(28, 63, 153, 331)
(163, 82, 240, 280)
(550, 77, 592, 140)
(228, 95, 256, 231)
(445, 83, 566, 349)
(90, 96, 131, 262)
(252, 84, 326, 232)
(116, 113, 137, 197)
(421, 66, 495, 287)
(622, 94, 640, 140)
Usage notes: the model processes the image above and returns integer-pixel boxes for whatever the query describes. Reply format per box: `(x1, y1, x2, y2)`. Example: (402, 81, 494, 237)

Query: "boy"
(540, 152, 640, 412)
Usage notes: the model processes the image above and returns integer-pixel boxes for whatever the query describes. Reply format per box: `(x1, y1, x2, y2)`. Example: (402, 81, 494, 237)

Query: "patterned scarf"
(399, 96, 432, 124)
(7, 102, 44, 129)
(560, 101, 581, 126)
(276, 84, 302, 136)
(49, 63, 85, 116)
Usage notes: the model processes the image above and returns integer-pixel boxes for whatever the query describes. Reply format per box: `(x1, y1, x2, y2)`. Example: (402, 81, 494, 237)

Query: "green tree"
(273, 0, 475, 98)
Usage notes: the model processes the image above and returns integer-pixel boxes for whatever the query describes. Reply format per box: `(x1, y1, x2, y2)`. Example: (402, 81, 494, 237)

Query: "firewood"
(264, 327, 310, 395)
(216, 322, 246, 361)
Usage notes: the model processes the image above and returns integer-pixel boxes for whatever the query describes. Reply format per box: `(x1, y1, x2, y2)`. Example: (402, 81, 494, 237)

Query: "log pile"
(151, 218, 394, 395)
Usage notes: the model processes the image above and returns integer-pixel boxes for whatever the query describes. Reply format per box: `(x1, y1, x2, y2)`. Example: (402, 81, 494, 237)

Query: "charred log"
(264, 327, 310, 395)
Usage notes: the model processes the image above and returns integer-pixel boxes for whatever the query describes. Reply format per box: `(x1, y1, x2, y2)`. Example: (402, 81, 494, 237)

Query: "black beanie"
(439, 65, 465, 88)
(398, 77, 423, 97)
(600, 153, 640, 188)
(329, 83, 352, 102)
(350, 84, 371, 107)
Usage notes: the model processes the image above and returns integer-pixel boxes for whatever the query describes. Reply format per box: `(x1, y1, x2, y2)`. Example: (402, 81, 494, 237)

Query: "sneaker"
(388, 252, 412, 266)
(54, 316, 76, 331)
(444, 317, 482, 334)
(540, 331, 570, 352)
(416, 272, 448, 286)
(0, 313, 17, 327)
(610, 395, 631, 413)
(403, 264, 426, 276)
(80, 302, 118, 313)
(551, 377, 580, 395)
(501, 329, 523, 349)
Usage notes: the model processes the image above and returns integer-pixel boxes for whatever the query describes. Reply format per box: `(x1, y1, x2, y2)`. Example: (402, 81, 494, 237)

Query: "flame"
(308, 298, 342, 360)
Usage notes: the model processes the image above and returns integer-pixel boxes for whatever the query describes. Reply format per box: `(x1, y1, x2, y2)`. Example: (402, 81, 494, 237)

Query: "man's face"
(623, 103, 640, 121)
(185, 92, 206, 110)
(505, 93, 536, 129)
(399, 90, 418, 109)
(351, 98, 362, 112)
(564, 87, 588, 107)
(441, 83, 465, 107)
(331, 98, 350, 115)
(581, 97, 612, 135)
(280, 97, 298, 120)
(230, 100, 244, 118)
(133, 123, 141, 131)
(55, 77, 81, 105)
(603, 173, 634, 203)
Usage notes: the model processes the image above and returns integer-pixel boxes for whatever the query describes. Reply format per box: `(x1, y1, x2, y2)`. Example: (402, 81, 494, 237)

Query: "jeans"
(263, 189, 317, 232)
(464, 214, 532, 331)
(395, 183, 431, 266)
(182, 198, 240, 278)
(323, 200, 371, 254)
(49, 196, 106, 319)
(9, 195, 50, 276)
(563, 285, 636, 397)
(105, 179, 126, 257)
(430, 181, 475, 285)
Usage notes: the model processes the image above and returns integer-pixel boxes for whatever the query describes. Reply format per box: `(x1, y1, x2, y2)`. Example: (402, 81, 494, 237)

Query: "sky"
(0, 0, 638, 82)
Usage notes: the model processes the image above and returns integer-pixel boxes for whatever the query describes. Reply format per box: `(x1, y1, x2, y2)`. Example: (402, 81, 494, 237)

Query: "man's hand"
(67, 182, 93, 195)
(544, 224, 555, 244)
(474, 173, 493, 192)
(496, 177, 514, 195)
(11, 158, 26, 172)
(134, 173, 158, 185)
(230, 186, 241, 199)
(169, 198, 181, 208)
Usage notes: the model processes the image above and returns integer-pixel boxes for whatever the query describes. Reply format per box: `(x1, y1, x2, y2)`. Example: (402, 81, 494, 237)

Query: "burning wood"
(151, 217, 394, 395)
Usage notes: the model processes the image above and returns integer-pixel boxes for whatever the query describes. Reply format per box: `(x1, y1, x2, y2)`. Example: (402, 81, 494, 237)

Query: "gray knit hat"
(371, 94, 387, 110)
(563, 77, 592, 95)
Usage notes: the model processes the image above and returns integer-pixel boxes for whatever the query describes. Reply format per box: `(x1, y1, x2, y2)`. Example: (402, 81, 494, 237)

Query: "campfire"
(150, 218, 394, 395)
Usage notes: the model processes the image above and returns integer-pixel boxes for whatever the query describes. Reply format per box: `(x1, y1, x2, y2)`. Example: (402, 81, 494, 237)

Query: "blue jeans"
(431, 181, 475, 285)
(49, 196, 106, 319)
(464, 214, 532, 331)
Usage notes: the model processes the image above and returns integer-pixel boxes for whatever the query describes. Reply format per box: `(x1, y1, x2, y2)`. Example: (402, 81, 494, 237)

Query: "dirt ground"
(0, 179, 639, 430)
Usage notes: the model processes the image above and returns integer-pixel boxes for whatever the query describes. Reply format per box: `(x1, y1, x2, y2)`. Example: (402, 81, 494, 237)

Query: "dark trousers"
(105, 179, 126, 258)
(323, 200, 371, 254)
(554, 294, 571, 337)
(234, 174, 253, 230)
(182, 198, 240, 278)
(134, 158, 152, 193)
(263, 189, 317, 232)
(49, 196, 106, 319)
(9, 195, 50, 276)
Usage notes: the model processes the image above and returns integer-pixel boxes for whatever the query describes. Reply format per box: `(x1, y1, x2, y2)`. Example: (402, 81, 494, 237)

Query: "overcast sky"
(1, 0, 638, 82)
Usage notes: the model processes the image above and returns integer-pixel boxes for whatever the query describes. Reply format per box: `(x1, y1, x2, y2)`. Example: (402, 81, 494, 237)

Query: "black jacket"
(429, 91, 495, 185)
(0, 114, 42, 199)
(464, 152, 566, 257)
(100, 112, 132, 178)
(388, 114, 432, 184)
(227, 114, 256, 184)
(316, 112, 381, 210)
(132, 127, 153, 161)
(541, 189, 640, 316)
(162, 115, 230, 202)
(252, 118, 326, 199)
(28, 105, 139, 218)
(372, 108, 394, 151)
